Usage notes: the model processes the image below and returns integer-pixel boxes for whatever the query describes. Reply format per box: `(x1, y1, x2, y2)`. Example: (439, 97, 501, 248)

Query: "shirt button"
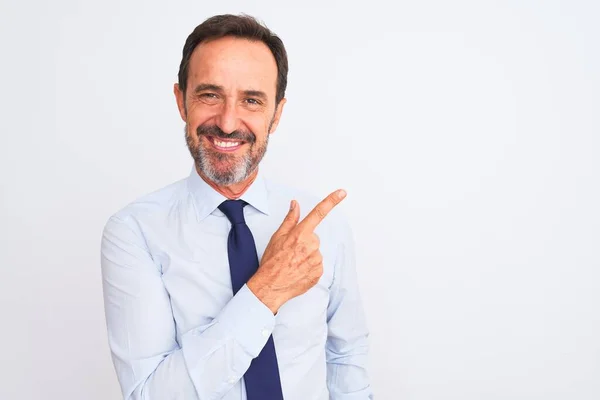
(261, 329, 270, 337)
(228, 376, 236, 384)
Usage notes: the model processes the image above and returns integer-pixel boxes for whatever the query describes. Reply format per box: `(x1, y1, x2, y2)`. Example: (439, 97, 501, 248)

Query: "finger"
(276, 199, 300, 235)
(306, 250, 323, 266)
(296, 189, 346, 232)
(306, 262, 323, 286)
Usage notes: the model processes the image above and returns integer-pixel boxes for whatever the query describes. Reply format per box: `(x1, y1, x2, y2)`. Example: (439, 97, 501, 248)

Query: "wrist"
(247, 276, 284, 314)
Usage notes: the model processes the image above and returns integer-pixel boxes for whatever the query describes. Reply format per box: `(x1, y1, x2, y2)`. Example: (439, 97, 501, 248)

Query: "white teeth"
(214, 140, 240, 148)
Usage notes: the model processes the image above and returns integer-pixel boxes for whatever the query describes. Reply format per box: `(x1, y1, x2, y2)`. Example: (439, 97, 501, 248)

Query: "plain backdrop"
(0, 0, 598, 399)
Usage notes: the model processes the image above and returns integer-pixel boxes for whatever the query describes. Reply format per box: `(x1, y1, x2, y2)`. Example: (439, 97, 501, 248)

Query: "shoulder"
(103, 177, 189, 234)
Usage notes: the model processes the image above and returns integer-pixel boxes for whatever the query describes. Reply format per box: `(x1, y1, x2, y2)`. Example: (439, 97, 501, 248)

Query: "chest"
(145, 213, 336, 341)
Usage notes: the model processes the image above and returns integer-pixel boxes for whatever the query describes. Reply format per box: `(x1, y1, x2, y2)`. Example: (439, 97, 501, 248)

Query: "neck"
(197, 166, 258, 200)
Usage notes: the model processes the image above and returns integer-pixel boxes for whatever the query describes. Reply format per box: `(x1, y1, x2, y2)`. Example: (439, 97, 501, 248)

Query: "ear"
(268, 98, 287, 134)
(174, 83, 187, 122)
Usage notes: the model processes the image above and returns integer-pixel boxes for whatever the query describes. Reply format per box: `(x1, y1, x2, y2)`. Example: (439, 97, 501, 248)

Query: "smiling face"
(174, 36, 286, 187)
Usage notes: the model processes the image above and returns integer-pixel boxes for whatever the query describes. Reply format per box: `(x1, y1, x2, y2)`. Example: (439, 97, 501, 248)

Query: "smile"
(206, 136, 245, 152)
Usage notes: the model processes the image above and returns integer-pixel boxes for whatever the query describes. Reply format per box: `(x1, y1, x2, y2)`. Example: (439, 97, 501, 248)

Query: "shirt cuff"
(217, 284, 277, 358)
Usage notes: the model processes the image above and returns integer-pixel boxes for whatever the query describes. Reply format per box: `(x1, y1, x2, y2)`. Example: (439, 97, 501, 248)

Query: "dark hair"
(177, 14, 288, 105)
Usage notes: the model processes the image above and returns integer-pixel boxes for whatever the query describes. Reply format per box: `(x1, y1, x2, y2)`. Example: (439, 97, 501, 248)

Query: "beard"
(185, 123, 269, 186)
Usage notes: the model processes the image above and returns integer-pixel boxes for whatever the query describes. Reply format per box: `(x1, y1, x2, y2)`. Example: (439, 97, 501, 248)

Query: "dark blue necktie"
(218, 200, 284, 400)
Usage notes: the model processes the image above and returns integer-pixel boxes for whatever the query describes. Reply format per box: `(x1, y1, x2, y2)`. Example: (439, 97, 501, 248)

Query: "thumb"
(277, 200, 300, 235)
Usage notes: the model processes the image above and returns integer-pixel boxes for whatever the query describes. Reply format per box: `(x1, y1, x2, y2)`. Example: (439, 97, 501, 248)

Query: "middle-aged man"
(101, 14, 372, 400)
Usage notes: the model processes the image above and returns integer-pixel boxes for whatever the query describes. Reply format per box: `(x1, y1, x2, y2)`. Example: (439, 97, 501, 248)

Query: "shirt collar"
(187, 165, 270, 222)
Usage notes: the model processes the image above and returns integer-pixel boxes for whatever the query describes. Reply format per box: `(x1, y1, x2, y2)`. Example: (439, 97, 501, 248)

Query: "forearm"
(325, 218, 373, 399)
(326, 338, 372, 399)
(180, 285, 276, 397)
(102, 216, 276, 399)
(109, 284, 275, 399)
(326, 301, 372, 399)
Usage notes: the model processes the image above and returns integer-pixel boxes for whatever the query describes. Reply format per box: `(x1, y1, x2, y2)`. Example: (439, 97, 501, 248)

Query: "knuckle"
(291, 254, 300, 266)
(315, 206, 326, 220)
(282, 235, 295, 247)
(285, 232, 301, 246)
(312, 233, 320, 247)
(315, 253, 323, 264)
(298, 243, 308, 255)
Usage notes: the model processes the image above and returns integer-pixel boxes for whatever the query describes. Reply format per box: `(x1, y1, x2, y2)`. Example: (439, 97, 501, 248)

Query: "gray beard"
(185, 125, 269, 186)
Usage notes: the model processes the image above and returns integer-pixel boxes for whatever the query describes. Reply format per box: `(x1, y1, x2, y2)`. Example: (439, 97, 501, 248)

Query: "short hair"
(177, 14, 289, 105)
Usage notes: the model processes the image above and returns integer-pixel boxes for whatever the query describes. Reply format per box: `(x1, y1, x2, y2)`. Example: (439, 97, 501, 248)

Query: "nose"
(214, 101, 241, 134)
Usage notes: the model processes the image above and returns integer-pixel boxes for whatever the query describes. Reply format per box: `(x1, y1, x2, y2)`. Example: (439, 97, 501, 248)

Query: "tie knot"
(218, 199, 248, 225)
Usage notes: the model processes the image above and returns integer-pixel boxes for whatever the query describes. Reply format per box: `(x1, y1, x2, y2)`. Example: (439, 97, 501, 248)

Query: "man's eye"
(245, 98, 260, 105)
(201, 93, 217, 98)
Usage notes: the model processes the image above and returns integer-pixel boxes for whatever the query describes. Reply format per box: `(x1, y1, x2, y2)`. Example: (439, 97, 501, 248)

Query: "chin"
(198, 158, 250, 185)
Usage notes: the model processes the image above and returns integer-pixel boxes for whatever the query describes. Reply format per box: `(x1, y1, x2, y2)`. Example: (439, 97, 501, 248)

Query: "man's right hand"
(247, 189, 347, 314)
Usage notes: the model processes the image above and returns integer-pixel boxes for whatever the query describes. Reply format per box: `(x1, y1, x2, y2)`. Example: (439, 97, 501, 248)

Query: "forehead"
(187, 36, 278, 97)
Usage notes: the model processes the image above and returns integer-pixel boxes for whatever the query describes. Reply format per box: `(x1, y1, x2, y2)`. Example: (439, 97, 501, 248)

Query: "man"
(100, 14, 372, 400)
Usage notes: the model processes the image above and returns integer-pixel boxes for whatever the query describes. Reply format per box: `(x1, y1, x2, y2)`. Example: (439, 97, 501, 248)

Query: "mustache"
(196, 125, 256, 143)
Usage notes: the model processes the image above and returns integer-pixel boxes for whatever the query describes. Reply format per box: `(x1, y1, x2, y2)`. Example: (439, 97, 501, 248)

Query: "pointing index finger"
(297, 189, 346, 232)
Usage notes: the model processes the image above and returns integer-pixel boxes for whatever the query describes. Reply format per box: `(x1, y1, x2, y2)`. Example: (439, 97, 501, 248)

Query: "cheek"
(186, 124, 204, 148)
(245, 115, 272, 140)
(186, 103, 212, 126)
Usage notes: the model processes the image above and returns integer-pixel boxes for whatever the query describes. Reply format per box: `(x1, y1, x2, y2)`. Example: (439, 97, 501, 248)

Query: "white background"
(1, 0, 598, 399)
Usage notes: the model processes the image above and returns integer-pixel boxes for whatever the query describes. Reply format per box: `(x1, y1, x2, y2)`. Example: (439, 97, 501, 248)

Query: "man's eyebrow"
(193, 84, 268, 101)
(193, 83, 224, 93)
(242, 90, 268, 100)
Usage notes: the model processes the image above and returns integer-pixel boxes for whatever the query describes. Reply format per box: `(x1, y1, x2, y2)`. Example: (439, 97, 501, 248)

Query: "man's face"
(174, 36, 285, 186)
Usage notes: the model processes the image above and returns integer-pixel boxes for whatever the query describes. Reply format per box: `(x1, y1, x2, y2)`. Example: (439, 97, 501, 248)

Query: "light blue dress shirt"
(100, 166, 372, 400)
